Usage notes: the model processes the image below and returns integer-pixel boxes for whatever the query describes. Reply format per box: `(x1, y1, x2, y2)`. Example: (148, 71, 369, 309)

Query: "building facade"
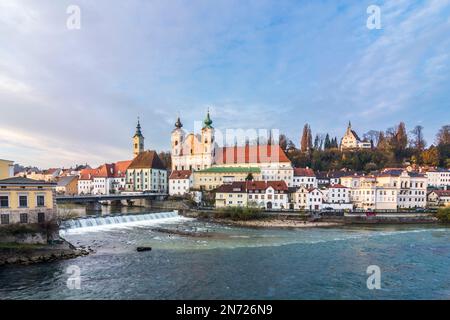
(0, 159, 14, 179)
(292, 187, 323, 211)
(292, 167, 317, 188)
(192, 167, 261, 191)
(425, 168, 450, 188)
(340, 122, 371, 150)
(427, 190, 450, 207)
(169, 170, 193, 196)
(126, 151, 167, 193)
(216, 181, 288, 210)
(0, 177, 57, 226)
(171, 113, 216, 171)
(56, 175, 78, 195)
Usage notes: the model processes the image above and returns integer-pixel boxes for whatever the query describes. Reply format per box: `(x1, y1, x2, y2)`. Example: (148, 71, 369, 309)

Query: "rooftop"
(214, 144, 290, 164)
(169, 170, 192, 180)
(197, 167, 261, 174)
(0, 177, 56, 186)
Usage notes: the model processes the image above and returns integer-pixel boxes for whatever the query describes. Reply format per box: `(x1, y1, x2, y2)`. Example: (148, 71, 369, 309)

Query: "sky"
(0, 0, 449, 168)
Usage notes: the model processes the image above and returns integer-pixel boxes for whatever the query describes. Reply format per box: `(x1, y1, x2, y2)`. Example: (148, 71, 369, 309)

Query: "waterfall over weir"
(60, 211, 182, 234)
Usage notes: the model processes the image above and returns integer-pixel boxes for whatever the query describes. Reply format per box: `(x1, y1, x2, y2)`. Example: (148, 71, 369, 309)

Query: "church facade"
(171, 112, 216, 171)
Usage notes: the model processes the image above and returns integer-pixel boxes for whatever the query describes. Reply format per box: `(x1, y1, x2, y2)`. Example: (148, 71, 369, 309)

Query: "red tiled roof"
(293, 167, 315, 177)
(214, 144, 290, 165)
(114, 160, 132, 177)
(169, 170, 192, 180)
(216, 181, 246, 193)
(78, 160, 132, 180)
(432, 190, 450, 197)
(246, 180, 288, 192)
(128, 150, 166, 170)
(79, 168, 99, 180)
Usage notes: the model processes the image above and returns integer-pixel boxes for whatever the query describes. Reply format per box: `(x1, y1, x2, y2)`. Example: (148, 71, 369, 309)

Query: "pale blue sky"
(0, 0, 449, 167)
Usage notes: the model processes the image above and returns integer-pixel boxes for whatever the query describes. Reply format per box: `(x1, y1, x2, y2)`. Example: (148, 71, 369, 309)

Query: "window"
(1, 214, 9, 225)
(19, 195, 28, 207)
(0, 196, 8, 208)
(34, 194, 48, 208)
(20, 213, 28, 224)
(38, 212, 45, 223)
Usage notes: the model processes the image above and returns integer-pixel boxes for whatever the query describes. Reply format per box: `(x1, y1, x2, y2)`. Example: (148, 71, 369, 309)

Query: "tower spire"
(134, 116, 143, 137)
(203, 108, 213, 129)
(175, 114, 183, 129)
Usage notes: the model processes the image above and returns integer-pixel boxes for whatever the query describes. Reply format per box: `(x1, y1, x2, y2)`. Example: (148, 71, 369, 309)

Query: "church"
(170, 111, 294, 191)
(171, 111, 215, 171)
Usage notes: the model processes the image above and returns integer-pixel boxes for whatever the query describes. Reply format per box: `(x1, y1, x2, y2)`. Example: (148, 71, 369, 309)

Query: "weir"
(61, 211, 179, 230)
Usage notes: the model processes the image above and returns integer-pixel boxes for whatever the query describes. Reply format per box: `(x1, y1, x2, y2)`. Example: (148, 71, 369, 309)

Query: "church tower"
(201, 109, 215, 161)
(171, 116, 184, 157)
(133, 118, 145, 157)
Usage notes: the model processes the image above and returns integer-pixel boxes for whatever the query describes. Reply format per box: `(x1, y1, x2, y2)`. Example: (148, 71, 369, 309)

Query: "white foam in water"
(60, 211, 192, 235)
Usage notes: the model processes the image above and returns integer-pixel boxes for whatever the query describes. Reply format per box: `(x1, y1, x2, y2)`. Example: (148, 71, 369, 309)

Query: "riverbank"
(212, 218, 343, 229)
(0, 239, 89, 266)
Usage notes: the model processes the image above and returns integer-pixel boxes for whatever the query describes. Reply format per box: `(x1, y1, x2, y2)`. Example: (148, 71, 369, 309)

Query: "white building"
(322, 184, 353, 210)
(215, 181, 289, 210)
(340, 122, 372, 150)
(292, 167, 317, 188)
(425, 169, 450, 188)
(126, 150, 167, 193)
(169, 170, 193, 196)
(377, 170, 427, 209)
(247, 181, 289, 210)
(77, 161, 131, 195)
(292, 187, 323, 211)
(341, 169, 427, 210)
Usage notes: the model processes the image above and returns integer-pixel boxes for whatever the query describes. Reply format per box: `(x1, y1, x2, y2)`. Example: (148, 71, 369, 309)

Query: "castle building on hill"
(340, 121, 372, 150)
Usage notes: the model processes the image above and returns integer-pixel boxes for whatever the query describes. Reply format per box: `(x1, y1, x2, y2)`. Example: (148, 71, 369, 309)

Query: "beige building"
(0, 177, 57, 226)
(427, 190, 450, 207)
(193, 167, 261, 191)
(56, 175, 78, 195)
(340, 122, 371, 150)
(0, 159, 14, 179)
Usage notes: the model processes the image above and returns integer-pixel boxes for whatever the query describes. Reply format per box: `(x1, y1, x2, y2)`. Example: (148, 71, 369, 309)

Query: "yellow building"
(0, 159, 14, 180)
(215, 182, 248, 208)
(193, 167, 261, 191)
(0, 177, 57, 225)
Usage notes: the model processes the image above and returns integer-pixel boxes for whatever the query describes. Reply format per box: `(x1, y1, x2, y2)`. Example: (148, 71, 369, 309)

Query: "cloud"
(0, 0, 449, 167)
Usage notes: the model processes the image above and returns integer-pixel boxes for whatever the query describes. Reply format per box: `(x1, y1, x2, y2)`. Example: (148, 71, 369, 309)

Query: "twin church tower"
(132, 111, 216, 171)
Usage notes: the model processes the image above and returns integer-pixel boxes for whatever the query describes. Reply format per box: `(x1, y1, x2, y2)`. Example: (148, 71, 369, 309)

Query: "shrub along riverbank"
(198, 207, 265, 221)
(436, 207, 450, 223)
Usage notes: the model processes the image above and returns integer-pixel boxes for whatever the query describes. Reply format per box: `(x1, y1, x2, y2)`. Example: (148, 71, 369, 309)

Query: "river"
(0, 209, 449, 299)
